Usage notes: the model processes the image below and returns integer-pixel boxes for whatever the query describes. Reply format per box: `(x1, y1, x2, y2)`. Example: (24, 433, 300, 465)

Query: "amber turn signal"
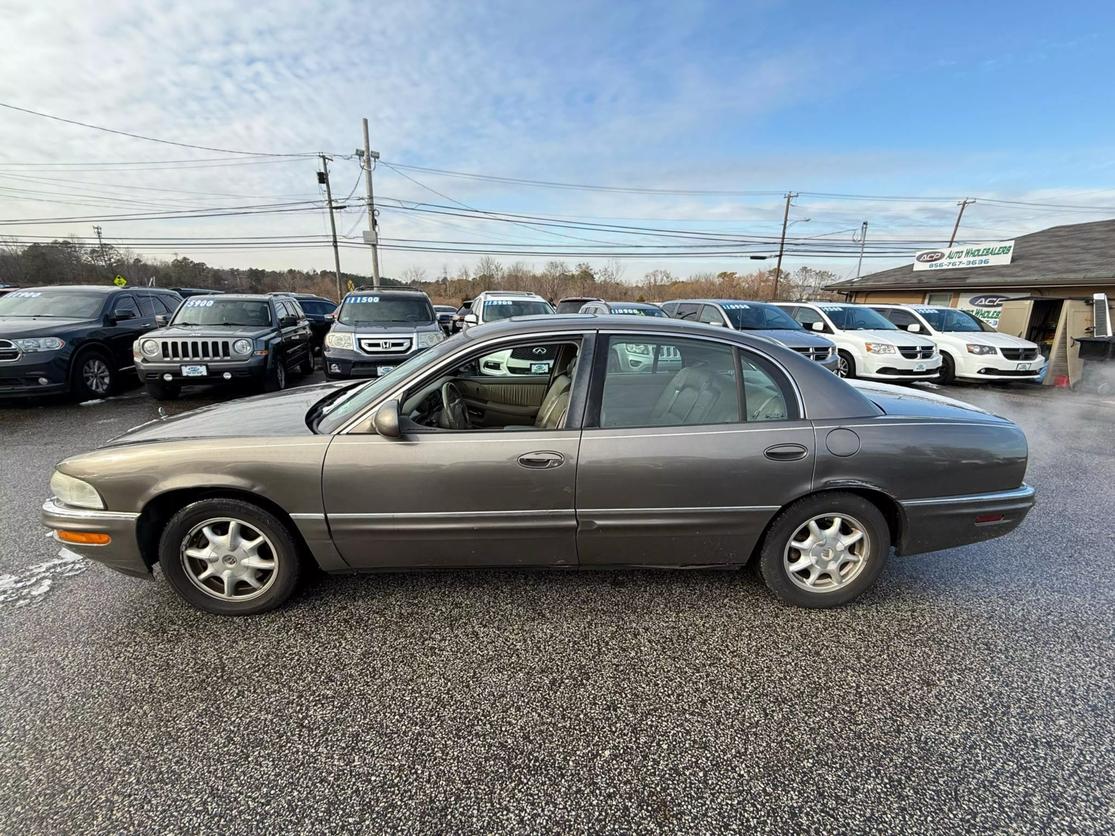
(57, 530, 111, 545)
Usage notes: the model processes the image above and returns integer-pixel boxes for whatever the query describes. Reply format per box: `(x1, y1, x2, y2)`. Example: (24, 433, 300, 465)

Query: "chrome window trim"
(336, 325, 806, 434)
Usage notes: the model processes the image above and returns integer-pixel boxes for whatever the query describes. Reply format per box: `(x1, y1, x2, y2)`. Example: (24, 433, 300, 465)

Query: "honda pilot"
(323, 288, 445, 379)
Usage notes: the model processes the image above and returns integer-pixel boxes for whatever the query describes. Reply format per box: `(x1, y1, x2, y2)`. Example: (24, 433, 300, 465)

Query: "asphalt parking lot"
(1, 376, 1112, 834)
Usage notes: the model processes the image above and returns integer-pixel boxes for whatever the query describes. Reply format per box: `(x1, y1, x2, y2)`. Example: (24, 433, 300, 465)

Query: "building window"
(925, 292, 952, 306)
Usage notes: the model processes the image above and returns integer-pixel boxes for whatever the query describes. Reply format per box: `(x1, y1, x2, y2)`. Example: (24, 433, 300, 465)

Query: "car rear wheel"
(71, 349, 115, 401)
(264, 357, 287, 392)
(159, 498, 301, 615)
(758, 492, 889, 608)
(835, 350, 856, 379)
(298, 351, 314, 376)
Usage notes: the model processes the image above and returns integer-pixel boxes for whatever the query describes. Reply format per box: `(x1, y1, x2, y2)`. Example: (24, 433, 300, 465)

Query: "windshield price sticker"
(348, 295, 381, 304)
(913, 306, 938, 313)
(613, 308, 642, 315)
(184, 299, 216, 307)
(818, 304, 845, 312)
(486, 300, 516, 306)
(723, 303, 751, 310)
(11, 291, 42, 298)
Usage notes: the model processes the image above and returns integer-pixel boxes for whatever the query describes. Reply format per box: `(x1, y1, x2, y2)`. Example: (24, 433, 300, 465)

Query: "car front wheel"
(71, 349, 115, 400)
(158, 498, 302, 615)
(758, 492, 889, 608)
(835, 350, 856, 379)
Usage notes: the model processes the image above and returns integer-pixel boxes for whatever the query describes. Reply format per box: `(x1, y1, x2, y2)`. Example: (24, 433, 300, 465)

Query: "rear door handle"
(517, 451, 565, 469)
(764, 443, 808, 462)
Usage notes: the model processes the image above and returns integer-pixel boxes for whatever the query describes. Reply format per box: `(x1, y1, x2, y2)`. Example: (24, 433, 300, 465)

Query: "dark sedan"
(43, 315, 1034, 615)
(0, 285, 182, 399)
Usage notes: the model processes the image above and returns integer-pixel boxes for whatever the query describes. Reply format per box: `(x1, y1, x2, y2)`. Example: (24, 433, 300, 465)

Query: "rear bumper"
(40, 497, 149, 578)
(897, 484, 1036, 556)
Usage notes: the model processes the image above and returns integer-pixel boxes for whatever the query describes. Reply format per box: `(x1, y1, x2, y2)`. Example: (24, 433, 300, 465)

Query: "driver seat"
(534, 356, 577, 429)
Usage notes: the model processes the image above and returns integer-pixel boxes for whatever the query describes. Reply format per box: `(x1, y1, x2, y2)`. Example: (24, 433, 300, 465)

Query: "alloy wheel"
(835, 355, 850, 378)
(783, 513, 870, 593)
(82, 358, 112, 395)
(180, 517, 279, 601)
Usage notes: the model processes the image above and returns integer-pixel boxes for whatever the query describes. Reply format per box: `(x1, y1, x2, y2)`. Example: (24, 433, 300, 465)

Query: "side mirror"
(325, 312, 335, 322)
(373, 399, 402, 438)
(463, 313, 479, 326)
(906, 323, 922, 333)
(113, 309, 137, 323)
(155, 314, 168, 328)
(811, 321, 825, 332)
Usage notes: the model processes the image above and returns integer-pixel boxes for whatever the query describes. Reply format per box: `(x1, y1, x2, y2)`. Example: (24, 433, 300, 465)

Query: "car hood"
(940, 330, 1036, 349)
(340, 322, 435, 332)
(742, 328, 833, 349)
(0, 316, 93, 337)
(849, 380, 1006, 422)
(845, 329, 936, 348)
(149, 325, 273, 340)
(107, 380, 354, 445)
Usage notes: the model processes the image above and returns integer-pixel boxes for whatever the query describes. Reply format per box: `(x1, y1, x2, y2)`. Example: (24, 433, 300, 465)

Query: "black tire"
(298, 351, 314, 376)
(758, 492, 890, 609)
(264, 356, 287, 392)
(145, 381, 181, 400)
(158, 498, 302, 615)
(836, 350, 856, 379)
(939, 353, 956, 384)
(70, 348, 116, 401)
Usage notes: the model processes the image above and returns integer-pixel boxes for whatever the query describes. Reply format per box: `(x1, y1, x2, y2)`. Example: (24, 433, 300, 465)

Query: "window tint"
(301, 299, 336, 316)
(740, 354, 791, 422)
(660, 302, 678, 316)
(881, 307, 918, 327)
(153, 295, 179, 315)
(698, 305, 725, 325)
(724, 303, 802, 331)
(675, 303, 701, 321)
(112, 295, 140, 318)
(597, 337, 739, 428)
(135, 295, 158, 318)
(792, 306, 826, 331)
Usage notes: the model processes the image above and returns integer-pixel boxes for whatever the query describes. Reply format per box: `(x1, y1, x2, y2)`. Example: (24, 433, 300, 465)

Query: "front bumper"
(0, 351, 71, 396)
(136, 355, 267, 386)
(897, 484, 1035, 556)
(324, 346, 426, 379)
(955, 352, 1046, 380)
(40, 497, 149, 578)
(859, 352, 942, 380)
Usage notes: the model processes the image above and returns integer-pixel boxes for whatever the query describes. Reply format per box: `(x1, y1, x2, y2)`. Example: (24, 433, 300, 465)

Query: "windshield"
(482, 299, 554, 321)
(723, 302, 802, 330)
(913, 306, 993, 332)
(315, 333, 467, 433)
(555, 299, 591, 314)
(338, 294, 434, 325)
(172, 298, 272, 327)
(0, 290, 105, 318)
(610, 304, 667, 317)
(818, 304, 896, 331)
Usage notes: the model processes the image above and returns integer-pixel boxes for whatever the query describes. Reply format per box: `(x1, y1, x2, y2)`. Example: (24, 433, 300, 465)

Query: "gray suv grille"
(0, 339, 18, 362)
(357, 336, 413, 355)
(792, 346, 832, 362)
(160, 339, 233, 361)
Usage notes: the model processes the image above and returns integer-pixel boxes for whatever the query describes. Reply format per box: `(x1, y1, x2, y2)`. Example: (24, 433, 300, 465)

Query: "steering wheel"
(439, 381, 471, 429)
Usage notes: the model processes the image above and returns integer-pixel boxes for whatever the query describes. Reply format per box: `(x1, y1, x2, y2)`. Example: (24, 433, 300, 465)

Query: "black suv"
(133, 293, 313, 399)
(277, 292, 337, 356)
(0, 285, 182, 400)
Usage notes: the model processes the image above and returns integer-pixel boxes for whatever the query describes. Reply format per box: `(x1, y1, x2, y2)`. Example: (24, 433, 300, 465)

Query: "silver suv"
(323, 288, 445, 379)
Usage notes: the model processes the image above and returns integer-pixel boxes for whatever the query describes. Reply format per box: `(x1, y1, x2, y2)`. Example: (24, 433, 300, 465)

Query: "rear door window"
(675, 303, 701, 321)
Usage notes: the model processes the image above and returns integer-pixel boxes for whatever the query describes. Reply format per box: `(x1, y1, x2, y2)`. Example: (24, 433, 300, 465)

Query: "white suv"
(776, 302, 941, 380)
(462, 291, 554, 330)
(869, 304, 1045, 383)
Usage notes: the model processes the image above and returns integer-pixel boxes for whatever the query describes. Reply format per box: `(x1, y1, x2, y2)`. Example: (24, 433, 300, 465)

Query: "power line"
(0, 101, 318, 158)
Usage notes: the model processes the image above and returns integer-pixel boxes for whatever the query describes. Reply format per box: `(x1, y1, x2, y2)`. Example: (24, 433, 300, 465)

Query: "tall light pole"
(854, 221, 869, 279)
(360, 117, 382, 289)
(318, 155, 344, 302)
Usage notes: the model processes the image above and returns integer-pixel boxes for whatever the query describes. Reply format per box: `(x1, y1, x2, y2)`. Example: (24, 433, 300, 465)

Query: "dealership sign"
(912, 240, 1015, 271)
(957, 291, 1025, 328)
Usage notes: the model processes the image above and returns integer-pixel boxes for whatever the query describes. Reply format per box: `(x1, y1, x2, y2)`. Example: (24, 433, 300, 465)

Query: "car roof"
(187, 293, 276, 301)
(669, 298, 774, 306)
(343, 288, 428, 298)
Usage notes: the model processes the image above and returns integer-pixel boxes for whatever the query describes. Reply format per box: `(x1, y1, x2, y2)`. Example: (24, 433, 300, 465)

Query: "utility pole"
(773, 191, 797, 300)
(948, 199, 975, 247)
(318, 155, 344, 302)
(854, 221, 869, 279)
(361, 118, 382, 289)
(92, 225, 110, 279)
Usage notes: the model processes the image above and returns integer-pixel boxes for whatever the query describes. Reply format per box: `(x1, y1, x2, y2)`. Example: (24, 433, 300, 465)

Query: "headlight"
(232, 338, 253, 356)
(140, 339, 160, 357)
(50, 471, 104, 510)
(966, 343, 997, 355)
(325, 332, 354, 350)
(417, 331, 445, 348)
(14, 337, 65, 352)
(864, 343, 896, 354)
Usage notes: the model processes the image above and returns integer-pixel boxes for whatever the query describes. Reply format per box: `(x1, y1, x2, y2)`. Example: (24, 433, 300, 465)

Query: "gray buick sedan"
(42, 314, 1035, 615)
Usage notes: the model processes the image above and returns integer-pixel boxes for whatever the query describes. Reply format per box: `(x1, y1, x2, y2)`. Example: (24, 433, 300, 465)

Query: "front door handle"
(764, 443, 808, 462)
(517, 451, 565, 469)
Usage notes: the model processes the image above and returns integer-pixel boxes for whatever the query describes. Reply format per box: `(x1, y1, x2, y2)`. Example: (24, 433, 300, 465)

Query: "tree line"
(0, 239, 843, 305)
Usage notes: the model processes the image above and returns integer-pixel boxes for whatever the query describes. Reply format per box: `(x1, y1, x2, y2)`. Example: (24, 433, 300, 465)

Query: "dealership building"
(829, 217, 1115, 314)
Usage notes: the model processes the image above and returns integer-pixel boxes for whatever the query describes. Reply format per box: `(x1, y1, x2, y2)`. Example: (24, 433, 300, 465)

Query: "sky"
(1, 0, 1114, 284)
